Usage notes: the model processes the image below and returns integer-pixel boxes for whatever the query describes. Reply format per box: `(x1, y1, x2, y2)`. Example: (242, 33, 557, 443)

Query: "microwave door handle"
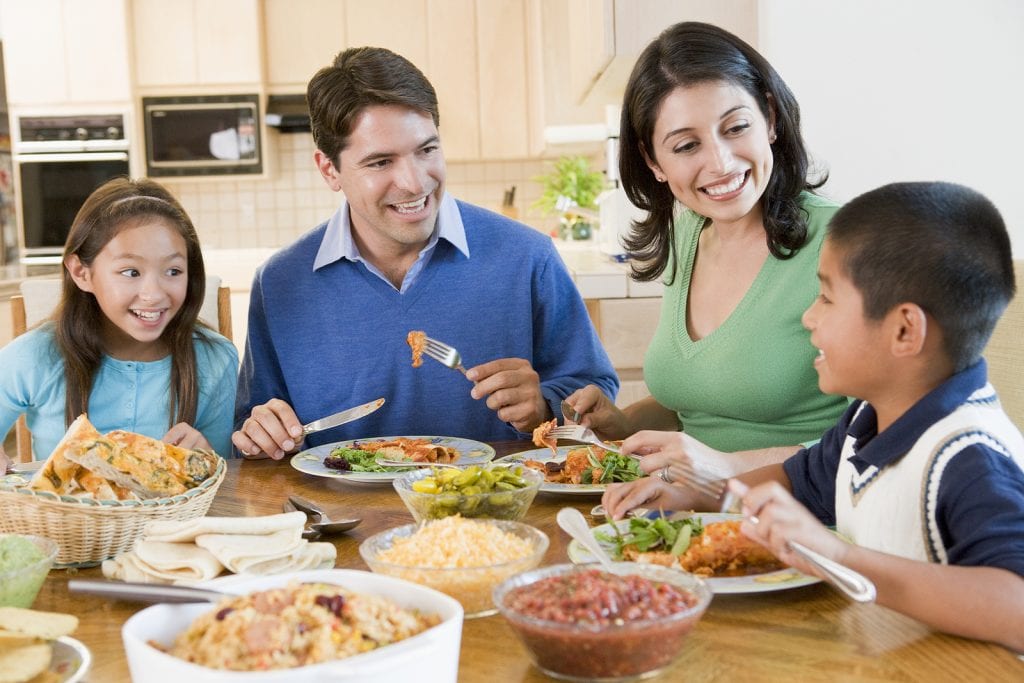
(14, 151, 129, 163)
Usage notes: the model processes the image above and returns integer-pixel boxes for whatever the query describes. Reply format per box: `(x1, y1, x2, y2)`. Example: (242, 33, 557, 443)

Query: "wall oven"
(14, 114, 130, 263)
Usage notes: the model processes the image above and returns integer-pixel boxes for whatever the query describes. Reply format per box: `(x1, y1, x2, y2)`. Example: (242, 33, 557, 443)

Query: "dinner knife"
(301, 398, 386, 436)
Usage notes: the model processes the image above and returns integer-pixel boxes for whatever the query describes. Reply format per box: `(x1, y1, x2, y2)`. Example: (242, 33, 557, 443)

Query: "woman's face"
(645, 81, 775, 228)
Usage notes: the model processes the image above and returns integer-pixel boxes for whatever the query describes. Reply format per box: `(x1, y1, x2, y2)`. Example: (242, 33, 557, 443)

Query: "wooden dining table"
(32, 441, 1023, 682)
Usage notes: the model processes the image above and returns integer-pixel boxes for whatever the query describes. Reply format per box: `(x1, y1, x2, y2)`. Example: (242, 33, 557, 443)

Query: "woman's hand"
(727, 479, 849, 576)
(563, 385, 632, 439)
(163, 423, 212, 452)
(621, 429, 737, 480)
(0, 446, 12, 474)
(601, 476, 701, 521)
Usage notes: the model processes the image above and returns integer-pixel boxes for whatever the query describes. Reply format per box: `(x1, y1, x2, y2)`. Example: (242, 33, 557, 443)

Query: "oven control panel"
(15, 114, 128, 153)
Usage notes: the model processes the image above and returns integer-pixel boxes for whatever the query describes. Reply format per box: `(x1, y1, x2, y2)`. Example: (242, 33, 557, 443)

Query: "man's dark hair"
(307, 46, 439, 166)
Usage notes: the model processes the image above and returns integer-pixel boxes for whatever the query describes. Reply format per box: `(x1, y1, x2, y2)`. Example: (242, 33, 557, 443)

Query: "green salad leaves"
(596, 515, 705, 558)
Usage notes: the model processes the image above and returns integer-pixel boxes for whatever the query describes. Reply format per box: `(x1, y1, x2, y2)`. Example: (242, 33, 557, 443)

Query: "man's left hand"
(467, 358, 551, 432)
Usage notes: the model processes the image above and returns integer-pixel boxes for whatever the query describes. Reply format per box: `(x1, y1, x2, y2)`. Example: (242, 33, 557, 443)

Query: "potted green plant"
(532, 156, 605, 240)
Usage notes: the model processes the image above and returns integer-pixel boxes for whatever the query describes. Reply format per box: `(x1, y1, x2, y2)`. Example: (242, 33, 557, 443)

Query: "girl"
(0, 177, 238, 469)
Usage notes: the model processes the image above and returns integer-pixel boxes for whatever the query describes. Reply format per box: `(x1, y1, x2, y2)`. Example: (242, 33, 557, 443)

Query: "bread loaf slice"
(27, 415, 101, 494)
(0, 608, 78, 640)
(0, 642, 51, 683)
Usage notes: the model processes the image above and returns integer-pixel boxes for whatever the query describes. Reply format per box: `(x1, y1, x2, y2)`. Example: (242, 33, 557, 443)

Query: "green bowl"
(0, 534, 59, 608)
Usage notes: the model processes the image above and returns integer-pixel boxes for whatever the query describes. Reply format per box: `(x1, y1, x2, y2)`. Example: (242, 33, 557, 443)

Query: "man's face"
(316, 104, 446, 257)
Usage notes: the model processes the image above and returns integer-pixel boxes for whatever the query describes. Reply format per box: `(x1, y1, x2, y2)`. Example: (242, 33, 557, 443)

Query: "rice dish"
(166, 581, 439, 671)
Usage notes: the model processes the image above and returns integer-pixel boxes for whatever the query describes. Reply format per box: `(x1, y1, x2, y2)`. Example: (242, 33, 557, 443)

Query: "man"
(232, 46, 617, 459)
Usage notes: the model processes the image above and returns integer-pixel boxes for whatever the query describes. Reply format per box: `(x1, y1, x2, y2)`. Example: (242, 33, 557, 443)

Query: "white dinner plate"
(290, 436, 495, 485)
(567, 512, 822, 594)
(495, 446, 612, 496)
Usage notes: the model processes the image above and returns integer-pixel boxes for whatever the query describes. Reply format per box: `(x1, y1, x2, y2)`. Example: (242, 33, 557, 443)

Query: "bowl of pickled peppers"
(393, 465, 543, 522)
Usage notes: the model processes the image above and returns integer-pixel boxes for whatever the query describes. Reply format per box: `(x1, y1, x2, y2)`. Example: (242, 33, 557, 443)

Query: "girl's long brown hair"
(56, 177, 208, 428)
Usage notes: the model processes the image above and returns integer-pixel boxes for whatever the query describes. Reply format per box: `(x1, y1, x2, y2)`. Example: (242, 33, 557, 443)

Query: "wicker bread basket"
(0, 458, 225, 566)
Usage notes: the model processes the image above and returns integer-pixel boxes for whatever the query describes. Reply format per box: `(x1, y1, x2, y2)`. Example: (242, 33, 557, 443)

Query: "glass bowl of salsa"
(493, 562, 712, 682)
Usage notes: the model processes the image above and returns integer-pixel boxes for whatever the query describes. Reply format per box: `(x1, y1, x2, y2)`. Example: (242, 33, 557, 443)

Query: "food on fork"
(406, 330, 427, 367)
(598, 515, 784, 578)
(531, 419, 558, 456)
(27, 414, 218, 500)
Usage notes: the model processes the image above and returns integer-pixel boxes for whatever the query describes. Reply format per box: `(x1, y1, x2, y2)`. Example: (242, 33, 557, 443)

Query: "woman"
(564, 22, 849, 517)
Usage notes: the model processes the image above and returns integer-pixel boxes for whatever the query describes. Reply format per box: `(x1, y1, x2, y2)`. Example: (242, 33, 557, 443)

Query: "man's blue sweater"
(235, 201, 618, 445)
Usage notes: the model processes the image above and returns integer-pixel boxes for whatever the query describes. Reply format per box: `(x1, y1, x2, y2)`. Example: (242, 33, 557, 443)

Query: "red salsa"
(502, 568, 705, 680)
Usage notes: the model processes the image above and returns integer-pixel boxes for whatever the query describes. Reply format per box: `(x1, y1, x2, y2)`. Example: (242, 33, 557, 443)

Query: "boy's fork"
(423, 336, 467, 375)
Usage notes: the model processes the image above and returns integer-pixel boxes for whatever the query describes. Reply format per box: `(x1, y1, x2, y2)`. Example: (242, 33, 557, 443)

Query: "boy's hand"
(727, 479, 850, 576)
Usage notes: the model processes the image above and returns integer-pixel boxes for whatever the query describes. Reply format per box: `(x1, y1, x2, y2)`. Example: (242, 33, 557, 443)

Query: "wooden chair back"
(986, 260, 1024, 429)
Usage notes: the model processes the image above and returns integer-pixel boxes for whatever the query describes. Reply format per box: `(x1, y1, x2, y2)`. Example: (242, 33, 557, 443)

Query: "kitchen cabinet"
(535, 0, 758, 126)
(263, 0, 345, 89)
(586, 297, 658, 407)
(0, 0, 131, 107)
(132, 0, 262, 89)
(261, 0, 535, 161)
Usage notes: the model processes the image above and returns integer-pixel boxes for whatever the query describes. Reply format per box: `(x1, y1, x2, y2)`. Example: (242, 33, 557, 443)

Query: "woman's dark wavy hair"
(57, 177, 208, 428)
(307, 46, 439, 166)
(619, 22, 826, 282)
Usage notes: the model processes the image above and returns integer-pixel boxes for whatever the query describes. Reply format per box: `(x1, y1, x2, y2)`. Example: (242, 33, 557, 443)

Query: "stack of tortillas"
(101, 512, 336, 585)
(0, 607, 78, 683)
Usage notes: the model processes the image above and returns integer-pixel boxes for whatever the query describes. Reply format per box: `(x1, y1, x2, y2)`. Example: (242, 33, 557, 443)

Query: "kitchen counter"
(552, 239, 662, 299)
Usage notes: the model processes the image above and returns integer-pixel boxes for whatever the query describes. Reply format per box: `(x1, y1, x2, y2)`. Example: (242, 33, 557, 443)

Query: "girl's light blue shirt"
(0, 323, 238, 459)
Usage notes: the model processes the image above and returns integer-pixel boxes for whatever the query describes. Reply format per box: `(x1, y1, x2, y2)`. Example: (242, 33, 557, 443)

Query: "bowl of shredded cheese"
(359, 516, 549, 618)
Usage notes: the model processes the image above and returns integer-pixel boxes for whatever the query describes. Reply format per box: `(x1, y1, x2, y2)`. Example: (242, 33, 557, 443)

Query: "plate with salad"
(289, 436, 495, 484)
(567, 512, 822, 594)
(494, 444, 643, 495)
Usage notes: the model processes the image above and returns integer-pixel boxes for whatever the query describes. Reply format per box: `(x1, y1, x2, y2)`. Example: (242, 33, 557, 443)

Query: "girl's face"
(644, 81, 775, 229)
(66, 218, 189, 360)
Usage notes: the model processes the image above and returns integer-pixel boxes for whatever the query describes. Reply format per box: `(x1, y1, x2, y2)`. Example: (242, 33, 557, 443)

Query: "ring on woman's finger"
(659, 465, 673, 483)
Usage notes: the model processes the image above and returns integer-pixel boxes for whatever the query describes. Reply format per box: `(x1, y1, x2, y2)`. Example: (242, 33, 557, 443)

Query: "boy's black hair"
(828, 181, 1015, 371)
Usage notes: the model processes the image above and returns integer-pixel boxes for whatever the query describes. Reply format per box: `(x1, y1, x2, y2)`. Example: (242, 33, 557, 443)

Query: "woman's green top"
(644, 192, 848, 452)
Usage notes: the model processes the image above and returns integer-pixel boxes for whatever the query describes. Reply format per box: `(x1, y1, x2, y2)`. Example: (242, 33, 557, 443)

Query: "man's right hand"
(231, 398, 305, 460)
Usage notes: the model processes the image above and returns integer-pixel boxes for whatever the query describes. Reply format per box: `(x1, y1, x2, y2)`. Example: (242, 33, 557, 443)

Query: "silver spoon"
(557, 507, 616, 571)
(284, 495, 361, 535)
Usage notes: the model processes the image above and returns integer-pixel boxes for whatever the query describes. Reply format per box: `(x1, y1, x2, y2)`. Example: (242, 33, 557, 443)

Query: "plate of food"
(290, 436, 496, 484)
(494, 444, 642, 496)
(566, 512, 821, 594)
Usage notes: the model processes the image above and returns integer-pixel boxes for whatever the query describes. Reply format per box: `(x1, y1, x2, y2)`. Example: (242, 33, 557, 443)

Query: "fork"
(423, 336, 467, 375)
(547, 425, 621, 454)
(719, 490, 877, 603)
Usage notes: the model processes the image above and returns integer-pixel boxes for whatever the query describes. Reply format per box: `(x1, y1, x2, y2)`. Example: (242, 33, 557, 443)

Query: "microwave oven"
(142, 94, 262, 177)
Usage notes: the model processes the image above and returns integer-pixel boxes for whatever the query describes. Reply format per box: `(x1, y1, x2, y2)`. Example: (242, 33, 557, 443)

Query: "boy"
(612, 182, 1024, 649)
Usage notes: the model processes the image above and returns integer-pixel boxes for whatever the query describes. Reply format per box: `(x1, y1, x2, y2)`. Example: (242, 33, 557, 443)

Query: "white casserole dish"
(121, 568, 463, 682)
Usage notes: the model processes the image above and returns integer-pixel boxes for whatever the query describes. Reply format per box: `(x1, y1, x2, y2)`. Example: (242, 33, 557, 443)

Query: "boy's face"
(801, 240, 890, 399)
